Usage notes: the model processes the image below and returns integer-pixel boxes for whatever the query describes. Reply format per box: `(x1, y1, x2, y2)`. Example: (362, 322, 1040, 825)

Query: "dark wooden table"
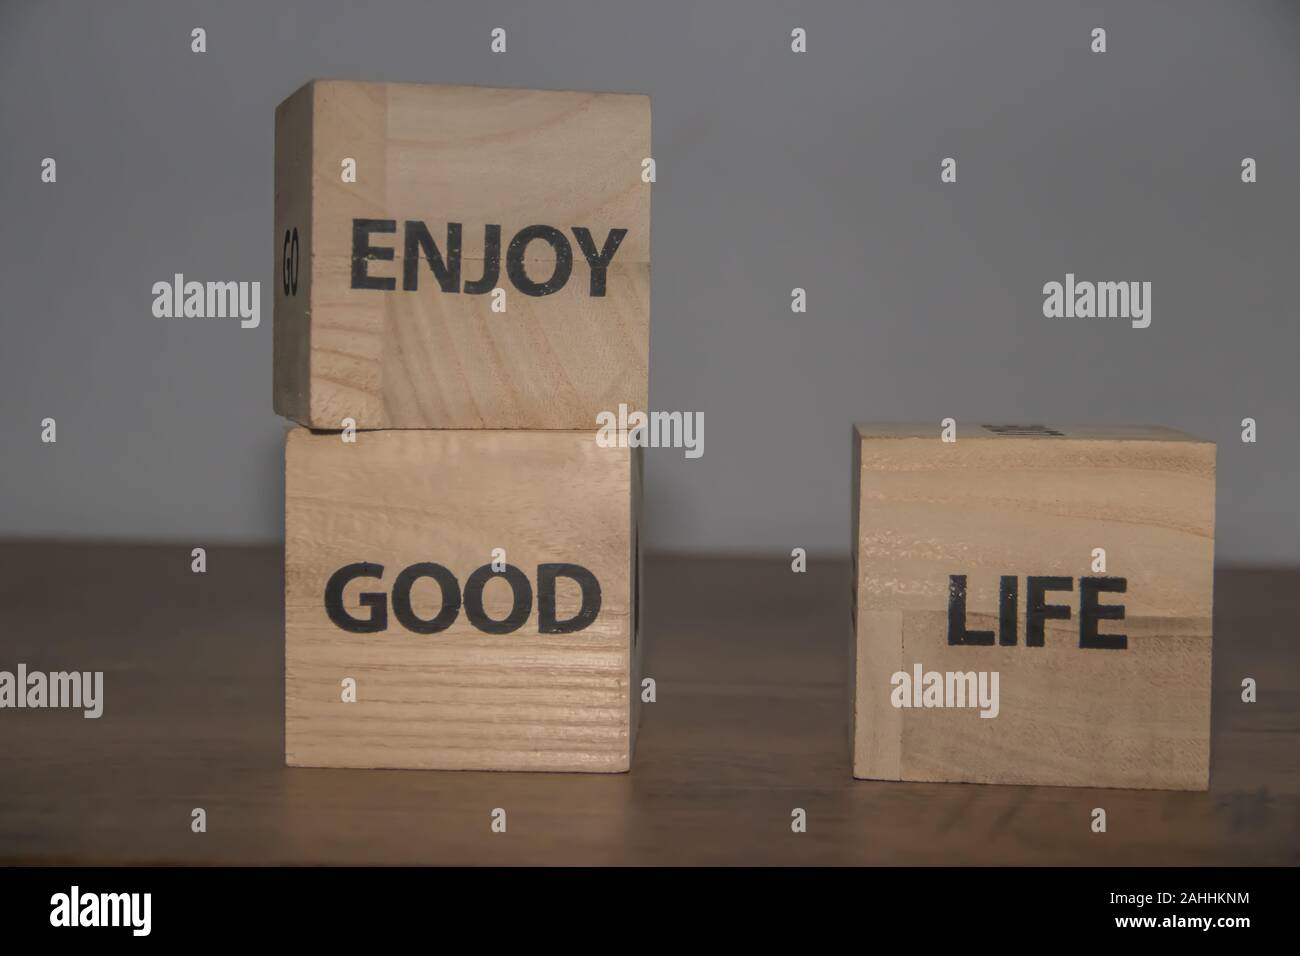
(0, 542, 1295, 865)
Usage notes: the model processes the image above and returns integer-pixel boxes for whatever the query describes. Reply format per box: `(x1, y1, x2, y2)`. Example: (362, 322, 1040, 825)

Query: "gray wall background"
(2, 0, 1297, 560)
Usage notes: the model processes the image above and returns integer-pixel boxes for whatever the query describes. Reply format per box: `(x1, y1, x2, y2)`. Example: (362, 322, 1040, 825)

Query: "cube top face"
(852, 423, 1216, 790)
(285, 428, 639, 772)
(854, 421, 1207, 442)
(274, 80, 651, 430)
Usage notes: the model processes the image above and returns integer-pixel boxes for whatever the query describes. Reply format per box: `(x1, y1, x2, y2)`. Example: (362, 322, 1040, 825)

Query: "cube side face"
(628, 445, 644, 755)
(851, 428, 904, 780)
(272, 83, 315, 424)
(284, 428, 634, 772)
(852, 429, 1216, 790)
(284, 80, 650, 429)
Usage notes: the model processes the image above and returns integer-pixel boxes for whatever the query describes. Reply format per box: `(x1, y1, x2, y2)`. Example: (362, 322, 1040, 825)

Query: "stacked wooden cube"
(274, 80, 649, 772)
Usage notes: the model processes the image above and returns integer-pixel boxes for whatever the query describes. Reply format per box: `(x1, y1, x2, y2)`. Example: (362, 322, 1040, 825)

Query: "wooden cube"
(285, 427, 642, 771)
(851, 423, 1216, 790)
(273, 79, 650, 430)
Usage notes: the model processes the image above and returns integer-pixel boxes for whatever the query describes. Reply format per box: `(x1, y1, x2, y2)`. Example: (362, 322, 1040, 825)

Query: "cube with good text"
(851, 423, 1215, 790)
(285, 428, 642, 771)
(273, 79, 650, 430)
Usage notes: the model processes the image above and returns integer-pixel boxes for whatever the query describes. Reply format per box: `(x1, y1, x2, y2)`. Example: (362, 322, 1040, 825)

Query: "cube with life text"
(273, 79, 650, 430)
(285, 427, 642, 771)
(851, 423, 1215, 790)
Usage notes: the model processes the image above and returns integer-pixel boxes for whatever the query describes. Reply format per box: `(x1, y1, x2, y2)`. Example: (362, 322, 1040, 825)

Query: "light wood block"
(285, 427, 642, 771)
(851, 423, 1216, 790)
(273, 79, 650, 430)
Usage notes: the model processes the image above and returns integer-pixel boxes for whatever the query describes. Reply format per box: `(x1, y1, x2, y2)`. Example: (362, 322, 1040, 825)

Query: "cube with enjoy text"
(285, 427, 642, 771)
(273, 79, 650, 429)
(851, 423, 1216, 790)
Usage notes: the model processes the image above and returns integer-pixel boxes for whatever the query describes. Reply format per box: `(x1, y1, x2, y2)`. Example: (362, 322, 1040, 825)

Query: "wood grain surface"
(272, 80, 650, 430)
(853, 423, 1215, 790)
(0, 543, 1294, 865)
